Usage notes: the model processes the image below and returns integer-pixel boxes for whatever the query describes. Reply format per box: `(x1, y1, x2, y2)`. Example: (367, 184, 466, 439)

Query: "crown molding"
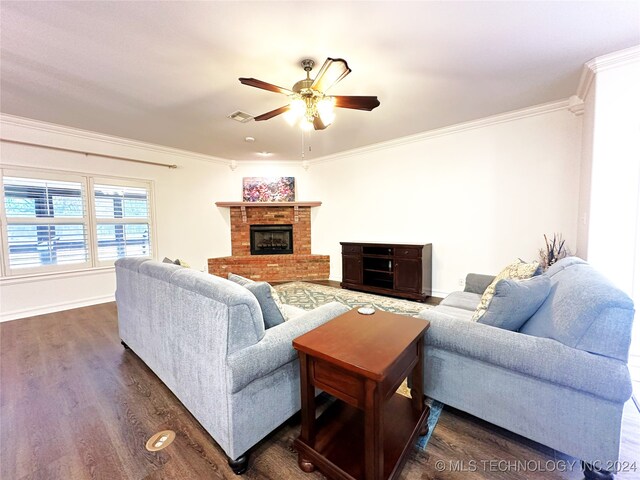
(0, 93, 578, 169)
(0, 113, 231, 166)
(575, 64, 596, 101)
(229, 159, 305, 168)
(308, 99, 570, 165)
(567, 95, 585, 116)
(576, 45, 640, 100)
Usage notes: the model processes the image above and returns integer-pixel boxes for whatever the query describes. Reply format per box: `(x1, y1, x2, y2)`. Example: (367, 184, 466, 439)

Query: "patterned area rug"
(274, 281, 442, 451)
(274, 281, 430, 316)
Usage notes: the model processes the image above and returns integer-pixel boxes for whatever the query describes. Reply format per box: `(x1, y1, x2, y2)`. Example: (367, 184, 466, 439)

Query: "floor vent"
(227, 110, 254, 123)
(145, 430, 176, 451)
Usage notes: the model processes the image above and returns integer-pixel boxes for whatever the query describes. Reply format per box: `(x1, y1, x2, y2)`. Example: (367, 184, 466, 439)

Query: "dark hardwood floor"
(1, 302, 638, 480)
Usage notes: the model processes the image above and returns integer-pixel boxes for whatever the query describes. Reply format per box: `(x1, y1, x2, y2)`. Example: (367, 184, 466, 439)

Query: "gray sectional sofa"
(114, 258, 349, 473)
(417, 257, 635, 479)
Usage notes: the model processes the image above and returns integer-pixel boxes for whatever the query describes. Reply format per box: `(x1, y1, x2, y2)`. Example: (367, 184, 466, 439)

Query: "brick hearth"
(208, 204, 329, 282)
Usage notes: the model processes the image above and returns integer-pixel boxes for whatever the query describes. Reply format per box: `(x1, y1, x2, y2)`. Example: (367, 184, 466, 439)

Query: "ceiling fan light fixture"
(239, 56, 379, 131)
(291, 98, 306, 114)
(317, 97, 335, 126)
(300, 118, 314, 131)
(284, 97, 307, 125)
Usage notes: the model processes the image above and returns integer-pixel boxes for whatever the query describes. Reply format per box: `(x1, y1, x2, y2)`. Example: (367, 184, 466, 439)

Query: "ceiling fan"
(239, 58, 380, 131)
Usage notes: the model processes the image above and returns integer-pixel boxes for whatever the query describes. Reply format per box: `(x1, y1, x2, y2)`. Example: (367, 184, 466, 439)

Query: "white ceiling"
(1, 1, 639, 161)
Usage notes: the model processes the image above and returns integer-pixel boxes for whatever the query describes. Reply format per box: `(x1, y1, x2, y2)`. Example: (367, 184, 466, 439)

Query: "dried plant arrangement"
(539, 233, 572, 271)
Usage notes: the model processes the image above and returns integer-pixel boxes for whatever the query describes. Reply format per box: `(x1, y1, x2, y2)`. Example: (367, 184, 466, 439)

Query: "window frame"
(0, 166, 156, 278)
(90, 177, 155, 268)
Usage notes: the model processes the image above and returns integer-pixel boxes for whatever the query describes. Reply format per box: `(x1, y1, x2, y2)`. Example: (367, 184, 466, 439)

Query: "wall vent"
(227, 111, 254, 123)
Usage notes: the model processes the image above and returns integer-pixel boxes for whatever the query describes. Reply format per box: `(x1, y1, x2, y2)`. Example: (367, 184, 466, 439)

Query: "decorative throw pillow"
(162, 257, 189, 268)
(471, 259, 540, 322)
(227, 272, 291, 323)
(227, 272, 254, 286)
(478, 275, 551, 331)
(244, 282, 286, 329)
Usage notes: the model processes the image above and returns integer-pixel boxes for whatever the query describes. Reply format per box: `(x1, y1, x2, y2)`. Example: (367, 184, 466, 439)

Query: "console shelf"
(341, 242, 432, 302)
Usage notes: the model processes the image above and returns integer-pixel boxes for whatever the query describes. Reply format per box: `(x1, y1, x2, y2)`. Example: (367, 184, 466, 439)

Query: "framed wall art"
(242, 177, 296, 202)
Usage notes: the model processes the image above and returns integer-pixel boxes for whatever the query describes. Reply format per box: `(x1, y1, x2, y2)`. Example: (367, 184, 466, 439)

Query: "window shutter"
(93, 183, 152, 262)
(3, 176, 90, 270)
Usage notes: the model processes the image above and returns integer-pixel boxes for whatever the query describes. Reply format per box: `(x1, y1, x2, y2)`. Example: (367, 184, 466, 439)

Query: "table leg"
(410, 337, 428, 435)
(297, 352, 316, 473)
(364, 378, 383, 479)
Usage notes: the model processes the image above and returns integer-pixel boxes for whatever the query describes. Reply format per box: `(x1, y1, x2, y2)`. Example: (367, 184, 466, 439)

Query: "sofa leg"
(120, 340, 130, 350)
(228, 454, 249, 475)
(582, 461, 614, 480)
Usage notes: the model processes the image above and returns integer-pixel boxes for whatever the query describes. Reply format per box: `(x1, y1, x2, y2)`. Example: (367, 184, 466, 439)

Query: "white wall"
(306, 106, 582, 296)
(0, 104, 582, 319)
(586, 59, 640, 296)
(0, 116, 317, 321)
(0, 116, 234, 321)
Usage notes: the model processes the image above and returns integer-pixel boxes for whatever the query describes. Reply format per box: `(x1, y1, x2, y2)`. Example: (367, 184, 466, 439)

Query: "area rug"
(274, 281, 430, 316)
(274, 281, 443, 451)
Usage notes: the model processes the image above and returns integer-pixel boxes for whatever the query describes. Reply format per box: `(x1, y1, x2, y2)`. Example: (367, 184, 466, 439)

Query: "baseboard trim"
(0, 294, 115, 322)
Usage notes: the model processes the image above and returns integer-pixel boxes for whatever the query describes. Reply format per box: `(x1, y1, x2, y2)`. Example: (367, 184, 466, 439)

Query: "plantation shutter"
(2, 175, 90, 272)
(93, 182, 152, 262)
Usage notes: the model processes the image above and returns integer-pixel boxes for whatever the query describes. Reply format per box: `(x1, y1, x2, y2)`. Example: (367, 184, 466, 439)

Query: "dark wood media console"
(340, 242, 432, 302)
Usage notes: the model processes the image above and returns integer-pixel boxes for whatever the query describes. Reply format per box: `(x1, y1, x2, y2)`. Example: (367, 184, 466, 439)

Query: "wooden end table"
(292, 308, 430, 480)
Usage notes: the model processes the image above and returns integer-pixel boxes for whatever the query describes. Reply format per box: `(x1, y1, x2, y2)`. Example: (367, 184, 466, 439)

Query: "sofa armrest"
(417, 309, 632, 403)
(227, 302, 350, 393)
(463, 273, 495, 294)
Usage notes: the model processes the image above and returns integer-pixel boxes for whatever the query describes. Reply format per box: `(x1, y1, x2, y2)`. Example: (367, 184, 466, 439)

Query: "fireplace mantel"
(215, 201, 321, 223)
(215, 201, 321, 207)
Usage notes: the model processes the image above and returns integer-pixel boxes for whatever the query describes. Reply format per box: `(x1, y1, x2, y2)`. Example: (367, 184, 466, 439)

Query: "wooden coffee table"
(292, 308, 430, 480)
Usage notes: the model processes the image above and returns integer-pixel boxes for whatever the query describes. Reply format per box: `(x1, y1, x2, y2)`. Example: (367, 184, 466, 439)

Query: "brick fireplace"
(208, 202, 330, 282)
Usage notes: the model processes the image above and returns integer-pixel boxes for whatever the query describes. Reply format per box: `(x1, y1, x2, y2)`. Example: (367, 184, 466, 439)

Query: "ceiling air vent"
(227, 111, 254, 123)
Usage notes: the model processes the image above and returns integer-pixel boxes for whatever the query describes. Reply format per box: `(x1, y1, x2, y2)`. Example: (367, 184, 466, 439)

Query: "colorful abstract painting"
(242, 177, 296, 202)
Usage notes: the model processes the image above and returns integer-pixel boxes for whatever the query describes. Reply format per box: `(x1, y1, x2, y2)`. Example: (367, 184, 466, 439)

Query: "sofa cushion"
(478, 275, 551, 331)
(427, 305, 475, 322)
(440, 291, 482, 311)
(520, 259, 634, 361)
(244, 282, 286, 329)
(471, 259, 540, 322)
(280, 303, 306, 320)
(227, 272, 291, 322)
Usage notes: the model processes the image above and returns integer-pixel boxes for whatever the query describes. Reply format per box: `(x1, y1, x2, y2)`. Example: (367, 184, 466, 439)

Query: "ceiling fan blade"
(311, 58, 351, 93)
(333, 96, 381, 111)
(253, 105, 290, 121)
(313, 116, 329, 130)
(239, 78, 293, 95)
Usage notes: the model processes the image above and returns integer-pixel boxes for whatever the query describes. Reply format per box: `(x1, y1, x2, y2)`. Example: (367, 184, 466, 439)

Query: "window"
(0, 169, 154, 276)
(93, 183, 152, 263)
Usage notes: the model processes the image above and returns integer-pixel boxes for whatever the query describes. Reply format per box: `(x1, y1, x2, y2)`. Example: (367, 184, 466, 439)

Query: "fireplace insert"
(250, 224, 293, 255)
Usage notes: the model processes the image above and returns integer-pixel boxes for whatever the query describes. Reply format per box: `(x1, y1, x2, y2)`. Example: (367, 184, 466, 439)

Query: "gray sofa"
(417, 257, 634, 479)
(114, 258, 349, 473)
